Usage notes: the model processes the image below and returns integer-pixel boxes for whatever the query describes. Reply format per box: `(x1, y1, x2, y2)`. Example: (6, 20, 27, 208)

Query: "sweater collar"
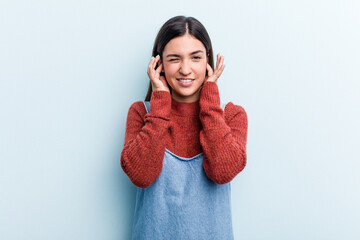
(171, 98, 200, 116)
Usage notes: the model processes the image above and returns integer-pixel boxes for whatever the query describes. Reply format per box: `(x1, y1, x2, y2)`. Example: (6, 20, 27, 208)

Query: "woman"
(121, 15, 248, 239)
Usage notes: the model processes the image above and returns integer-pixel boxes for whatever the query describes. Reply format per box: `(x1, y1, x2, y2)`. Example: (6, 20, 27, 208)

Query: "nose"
(179, 59, 191, 76)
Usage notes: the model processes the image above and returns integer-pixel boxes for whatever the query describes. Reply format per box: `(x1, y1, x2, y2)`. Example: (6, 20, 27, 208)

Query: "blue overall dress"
(131, 101, 234, 240)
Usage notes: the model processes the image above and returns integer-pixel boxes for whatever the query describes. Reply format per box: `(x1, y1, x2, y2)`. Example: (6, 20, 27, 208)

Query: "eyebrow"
(165, 50, 205, 58)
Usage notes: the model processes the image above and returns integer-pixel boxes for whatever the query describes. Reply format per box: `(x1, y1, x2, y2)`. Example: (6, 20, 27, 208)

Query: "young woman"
(121, 15, 248, 240)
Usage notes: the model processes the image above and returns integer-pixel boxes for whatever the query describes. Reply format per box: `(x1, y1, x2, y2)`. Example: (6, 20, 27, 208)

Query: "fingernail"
(151, 56, 154, 59)
(156, 54, 159, 58)
(148, 65, 151, 69)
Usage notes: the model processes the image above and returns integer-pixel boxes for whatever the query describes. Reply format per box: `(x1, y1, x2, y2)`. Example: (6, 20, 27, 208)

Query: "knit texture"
(121, 81, 248, 188)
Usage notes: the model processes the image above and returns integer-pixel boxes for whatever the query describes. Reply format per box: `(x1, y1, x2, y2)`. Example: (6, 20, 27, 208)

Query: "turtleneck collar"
(171, 97, 200, 116)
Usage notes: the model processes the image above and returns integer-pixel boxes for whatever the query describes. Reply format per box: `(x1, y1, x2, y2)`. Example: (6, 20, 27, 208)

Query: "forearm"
(200, 127, 247, 184)
(121, 91, 171, 188)
(199, 81, 248, 184)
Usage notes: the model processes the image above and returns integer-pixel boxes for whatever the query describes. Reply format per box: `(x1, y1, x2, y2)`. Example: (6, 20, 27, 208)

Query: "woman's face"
(161, 34, 208, 103)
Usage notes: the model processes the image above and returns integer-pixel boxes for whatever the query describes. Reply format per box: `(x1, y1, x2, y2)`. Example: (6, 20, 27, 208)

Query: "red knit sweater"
(121, 81, 248, 188)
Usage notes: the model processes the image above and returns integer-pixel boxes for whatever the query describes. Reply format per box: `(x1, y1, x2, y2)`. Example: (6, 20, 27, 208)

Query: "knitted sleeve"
(199, 81, 248, 184)
(120, 90, 172, 188)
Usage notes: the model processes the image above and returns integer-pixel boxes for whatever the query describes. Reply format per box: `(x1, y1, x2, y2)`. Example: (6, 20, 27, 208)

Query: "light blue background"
(1, 0, 359, 239)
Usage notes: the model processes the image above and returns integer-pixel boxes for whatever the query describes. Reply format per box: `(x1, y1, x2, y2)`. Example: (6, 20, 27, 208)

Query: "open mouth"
(178, 79, 192, 82)
(177, 78, 195, 82)
(176, 78, 195, 86)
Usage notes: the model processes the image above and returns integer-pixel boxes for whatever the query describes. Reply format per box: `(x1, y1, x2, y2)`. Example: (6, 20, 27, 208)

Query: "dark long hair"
(145, 16, 214, 101)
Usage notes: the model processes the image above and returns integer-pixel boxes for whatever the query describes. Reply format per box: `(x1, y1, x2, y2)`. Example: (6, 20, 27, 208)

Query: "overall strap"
(143, 101, 226, 114)
(143, 101, 151, 114)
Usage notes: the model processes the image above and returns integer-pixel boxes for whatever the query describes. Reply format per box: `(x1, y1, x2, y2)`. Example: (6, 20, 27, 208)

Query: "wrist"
(150, 91, 172, 118)
(200, 81, 220, 106)
(153, 88, 169, 93)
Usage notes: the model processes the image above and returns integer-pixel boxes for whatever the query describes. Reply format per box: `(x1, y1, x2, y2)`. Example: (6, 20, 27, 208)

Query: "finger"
(148, 56, 156, 72)
(210, 57, 222, 80)
(149, 56, 160, 77)
(152, 55, 160, 71)
(150, 57, 156, 72)
(217, 62, 225, 77)
(155, 62, 163, 75)
(216, 55, 224, 73)
(206, 63, 214, 76)
(220, 56, 225, 72)
(147, 56, 155, 75)
(215, 59, 225, 79)
(154, 65, 161, 79)
(215, 55, 219, 71)
(216, 54, 220, 68)
(212, 57, 220, 76)
(217, 55, 223, 70)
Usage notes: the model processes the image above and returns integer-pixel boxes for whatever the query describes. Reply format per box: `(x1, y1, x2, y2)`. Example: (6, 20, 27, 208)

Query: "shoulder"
(126, 101, 147, 120)
(223, 101, 248, 123)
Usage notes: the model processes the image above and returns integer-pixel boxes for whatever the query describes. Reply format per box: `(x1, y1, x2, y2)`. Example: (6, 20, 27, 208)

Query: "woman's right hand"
(147, 55, 170, 92)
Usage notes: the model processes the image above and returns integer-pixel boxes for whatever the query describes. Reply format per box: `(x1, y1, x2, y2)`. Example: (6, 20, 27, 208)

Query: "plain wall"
(1, 0, 359, 239)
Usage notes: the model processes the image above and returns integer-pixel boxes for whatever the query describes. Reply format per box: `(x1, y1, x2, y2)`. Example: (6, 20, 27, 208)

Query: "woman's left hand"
(205, 53, 225, 83)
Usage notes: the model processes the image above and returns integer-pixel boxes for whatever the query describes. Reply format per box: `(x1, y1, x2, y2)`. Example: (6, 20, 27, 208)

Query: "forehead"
(163, 34, 205, 54)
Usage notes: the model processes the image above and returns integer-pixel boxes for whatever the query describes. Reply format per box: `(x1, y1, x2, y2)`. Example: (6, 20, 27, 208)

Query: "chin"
(174, 86, 202, 99)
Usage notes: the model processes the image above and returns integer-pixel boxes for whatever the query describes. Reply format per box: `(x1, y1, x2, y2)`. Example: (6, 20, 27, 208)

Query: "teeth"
(178, 79, 193, 82)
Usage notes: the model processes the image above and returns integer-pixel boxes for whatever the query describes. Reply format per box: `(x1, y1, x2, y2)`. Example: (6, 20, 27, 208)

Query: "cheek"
(163, 63, 176, 75)
(196, 63, 207, 75)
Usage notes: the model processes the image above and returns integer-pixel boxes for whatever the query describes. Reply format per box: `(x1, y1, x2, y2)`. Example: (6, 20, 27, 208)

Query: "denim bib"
(131, 101, 234, 240)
